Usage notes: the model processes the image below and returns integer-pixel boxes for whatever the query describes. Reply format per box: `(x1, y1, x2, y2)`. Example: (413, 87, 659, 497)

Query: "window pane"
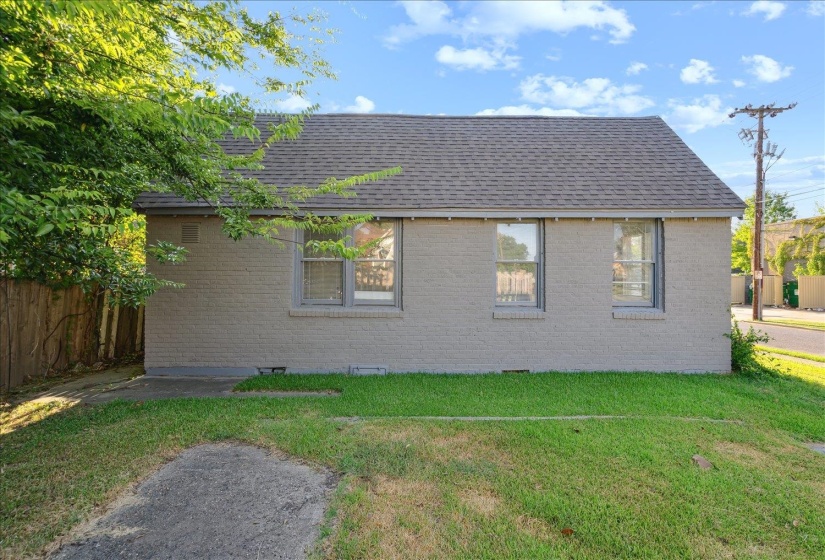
(305, 230, 342, 258)
(355, 221, 395, 260)
(614, 221, 653, 261)
(354, 261, 395, 302)
(612, 263, 653, 304)
(496, 263, 537, 303)
(497, 223, 537, 261)
(303, 261, 342, 301)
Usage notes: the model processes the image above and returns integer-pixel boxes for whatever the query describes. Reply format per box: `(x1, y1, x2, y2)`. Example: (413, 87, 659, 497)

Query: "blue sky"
(216, 1, 825, 218)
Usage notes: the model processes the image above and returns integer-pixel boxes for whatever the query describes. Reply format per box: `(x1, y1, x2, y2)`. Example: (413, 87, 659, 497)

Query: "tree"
(0, 0, 399, 307)
(731, 189, 796, 274)
(497, 233, 529, 261)
(767, 214, 825, 277)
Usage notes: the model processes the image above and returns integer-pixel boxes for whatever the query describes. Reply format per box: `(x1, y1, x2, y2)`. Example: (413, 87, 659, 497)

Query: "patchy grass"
(2, 358, 825, 559)
(757, 345, 825, 365)
(0, 398, 79, 436)
(762, 318, 825, 331)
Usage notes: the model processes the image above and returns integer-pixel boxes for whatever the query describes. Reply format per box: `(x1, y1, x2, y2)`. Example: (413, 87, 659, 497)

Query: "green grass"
(762, 318, 825, 332)
(3, 357, 825, 559)
(757, 345, 825, 364)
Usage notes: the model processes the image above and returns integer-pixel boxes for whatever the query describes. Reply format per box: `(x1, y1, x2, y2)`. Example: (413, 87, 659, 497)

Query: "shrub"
(725, 319, 770, 375)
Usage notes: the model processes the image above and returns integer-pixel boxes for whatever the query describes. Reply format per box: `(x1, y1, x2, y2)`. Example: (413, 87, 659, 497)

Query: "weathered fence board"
(0, 281, 143, 391)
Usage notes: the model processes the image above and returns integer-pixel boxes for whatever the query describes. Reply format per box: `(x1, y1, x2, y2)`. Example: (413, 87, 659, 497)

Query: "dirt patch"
(515, 514, 556, 541)
(341, 475, 460, 559)
(49, 443, 337, 560)
(428, 430, 514, 471)
(714, 441, 777, 468)
(360, 423, 427, 444)
(457, 486, 501, 518)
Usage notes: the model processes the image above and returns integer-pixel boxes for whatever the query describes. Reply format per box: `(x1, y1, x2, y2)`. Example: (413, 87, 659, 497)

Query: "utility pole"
(729, 103, 795, 321)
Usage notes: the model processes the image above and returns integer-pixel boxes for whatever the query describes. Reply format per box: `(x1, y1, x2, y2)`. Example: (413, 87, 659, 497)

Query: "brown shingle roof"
(135, 114, 744, 215)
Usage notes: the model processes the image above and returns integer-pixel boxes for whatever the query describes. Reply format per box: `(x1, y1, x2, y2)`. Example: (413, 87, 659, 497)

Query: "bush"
(725, 319, 770, 375)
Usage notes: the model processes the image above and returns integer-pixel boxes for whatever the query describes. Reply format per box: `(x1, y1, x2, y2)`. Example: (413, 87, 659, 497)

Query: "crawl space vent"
(349, 364, 388, 376)
(181, 223, 200, 244)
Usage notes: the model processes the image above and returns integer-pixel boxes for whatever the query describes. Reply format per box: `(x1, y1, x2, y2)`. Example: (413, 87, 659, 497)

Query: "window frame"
(612, 219, 664, 309)
(494, 219, 543, 309)
(295, 219, 401, 308)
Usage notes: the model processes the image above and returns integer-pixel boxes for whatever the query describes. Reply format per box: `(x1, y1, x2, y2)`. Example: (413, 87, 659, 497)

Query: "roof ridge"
(254, 113, 664, 121)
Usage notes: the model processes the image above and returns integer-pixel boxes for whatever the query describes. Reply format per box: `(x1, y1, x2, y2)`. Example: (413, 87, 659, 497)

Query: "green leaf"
(35, 223, 54, 236)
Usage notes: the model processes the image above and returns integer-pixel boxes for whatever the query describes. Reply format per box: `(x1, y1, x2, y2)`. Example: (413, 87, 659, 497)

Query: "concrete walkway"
(19, 368, 337, 406)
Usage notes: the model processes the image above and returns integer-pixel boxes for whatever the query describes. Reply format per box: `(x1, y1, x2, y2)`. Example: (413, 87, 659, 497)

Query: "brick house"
(135, 114, 744, 374)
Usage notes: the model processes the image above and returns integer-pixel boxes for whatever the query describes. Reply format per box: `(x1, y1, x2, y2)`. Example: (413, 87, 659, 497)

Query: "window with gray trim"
(612, 219, 662, 307)
(495, 221, 541, 307)
(298, 220, 399, 307)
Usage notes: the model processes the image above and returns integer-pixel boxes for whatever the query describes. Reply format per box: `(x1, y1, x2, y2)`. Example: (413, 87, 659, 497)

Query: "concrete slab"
(83, 377, 339, 404)
(50, 444, 338, 560)
(806, 443, 825, 456)
(17, 372, 338, 406)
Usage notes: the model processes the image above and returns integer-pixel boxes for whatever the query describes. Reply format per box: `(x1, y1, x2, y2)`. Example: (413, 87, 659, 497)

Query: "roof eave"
(137, 206, 744, 219)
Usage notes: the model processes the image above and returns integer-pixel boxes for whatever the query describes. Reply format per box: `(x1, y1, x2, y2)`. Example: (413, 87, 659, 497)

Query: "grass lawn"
(756, 345, 825, 365)
(762, 318, 825, 332)
(2, 357, 824, 559)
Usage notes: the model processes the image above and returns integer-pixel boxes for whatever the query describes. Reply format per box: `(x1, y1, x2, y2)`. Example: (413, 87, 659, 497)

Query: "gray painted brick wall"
(145, 217, 732, 373)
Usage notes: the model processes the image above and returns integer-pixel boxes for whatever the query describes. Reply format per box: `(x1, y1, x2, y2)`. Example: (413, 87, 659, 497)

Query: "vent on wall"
(349, 364, 388, 376)
(181, 223, 200, 244)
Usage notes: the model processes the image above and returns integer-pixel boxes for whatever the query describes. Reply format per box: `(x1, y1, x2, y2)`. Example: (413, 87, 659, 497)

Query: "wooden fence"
(798, 276, 825, 308)
(732, 274, 825, 309)
(731, 275, 747, 304)
(0, 281, 144, 391)
(762, 276, 783, 306)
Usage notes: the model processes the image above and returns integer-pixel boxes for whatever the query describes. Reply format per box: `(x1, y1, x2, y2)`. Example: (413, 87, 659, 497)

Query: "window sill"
(493, 310, 546, 320)
(612, 309, 666, 320)
(289, 308, 403, 318)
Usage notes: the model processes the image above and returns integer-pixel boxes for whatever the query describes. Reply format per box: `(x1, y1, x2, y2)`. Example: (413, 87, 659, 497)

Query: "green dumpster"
(784, 281, 799, 308)
(746, 285, 753, 304)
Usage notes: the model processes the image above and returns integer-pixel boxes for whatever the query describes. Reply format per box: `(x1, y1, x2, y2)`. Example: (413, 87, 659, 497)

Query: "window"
(495, 221, 541, 307)
(298, 220, 399, 307)
(613, 220, 661, 307)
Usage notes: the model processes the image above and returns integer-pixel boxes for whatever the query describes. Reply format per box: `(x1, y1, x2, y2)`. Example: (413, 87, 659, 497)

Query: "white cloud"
(742, 54, 793, 82)
(680, 59, 718, 84)
(545, 48, 562, 62)
(626, 62, 648, 76)
(743, 1, 786, 21)
(518, 74, 655, 115)
(274, 94, 311, 113)
(808, 1, 825, 16)
(732, 79, 747, 87)
(665, 95, 732, 133)
(476, 105, 586, 117)
(384, 1, 453, 47)
(384, 0, 635, 46)
(344, 96, 376, 114)
(673, 2, 716, 16)
(435, 45, 520, 71)
(216, 83, 236, 95)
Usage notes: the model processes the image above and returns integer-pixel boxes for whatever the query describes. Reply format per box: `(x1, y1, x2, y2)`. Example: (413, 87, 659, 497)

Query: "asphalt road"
(738, 321, 824, 356)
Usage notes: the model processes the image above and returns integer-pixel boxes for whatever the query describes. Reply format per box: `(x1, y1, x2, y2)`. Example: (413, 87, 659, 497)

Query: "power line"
(787, 192, 825, 205)
(728, 102, 796, 321)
